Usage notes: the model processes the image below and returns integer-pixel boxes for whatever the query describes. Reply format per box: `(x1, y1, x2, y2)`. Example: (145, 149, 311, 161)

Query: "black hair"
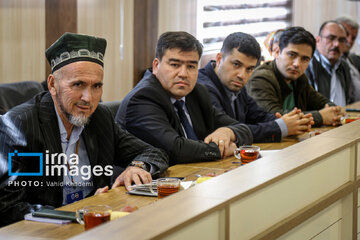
(220, 32, 261, 60)
(278, 26, 316, 56)
(155, 31, 203, 60)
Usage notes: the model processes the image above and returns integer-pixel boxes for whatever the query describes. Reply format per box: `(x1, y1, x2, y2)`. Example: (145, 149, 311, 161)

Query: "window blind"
(197, 0, 293, 55)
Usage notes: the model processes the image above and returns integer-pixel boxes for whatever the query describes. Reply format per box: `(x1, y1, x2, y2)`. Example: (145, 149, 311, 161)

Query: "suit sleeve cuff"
(275, 118, 288, 137)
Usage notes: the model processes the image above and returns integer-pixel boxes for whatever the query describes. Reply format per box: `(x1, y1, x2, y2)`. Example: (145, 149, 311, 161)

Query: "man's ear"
(215, 52, 223, 66)
(273, 47, 280, 59)
(152, 58, 160, 75)
(48, 74, 57, 96)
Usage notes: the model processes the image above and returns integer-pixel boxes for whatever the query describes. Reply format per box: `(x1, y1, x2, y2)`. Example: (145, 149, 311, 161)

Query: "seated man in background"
(247, 27, 343, 127)
(336, 16, 360, 102)
(197, 32, 313, 143)
(0, 32, 169, 227)
(116, 31, 253, 166)
(305, 20, 353, 106)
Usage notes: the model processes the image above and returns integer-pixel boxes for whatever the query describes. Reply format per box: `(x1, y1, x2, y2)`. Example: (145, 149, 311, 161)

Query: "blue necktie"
(174, 100, 198, 140)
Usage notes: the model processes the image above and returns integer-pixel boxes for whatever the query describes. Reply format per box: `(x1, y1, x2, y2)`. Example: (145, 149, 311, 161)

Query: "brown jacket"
(246, 61, 334, 126)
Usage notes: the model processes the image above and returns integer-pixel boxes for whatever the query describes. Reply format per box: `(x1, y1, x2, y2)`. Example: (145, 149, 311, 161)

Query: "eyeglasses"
(320, 35, 347, 44)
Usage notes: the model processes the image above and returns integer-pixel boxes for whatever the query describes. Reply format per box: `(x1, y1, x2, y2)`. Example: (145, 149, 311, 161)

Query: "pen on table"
(232, 161, 242, 164)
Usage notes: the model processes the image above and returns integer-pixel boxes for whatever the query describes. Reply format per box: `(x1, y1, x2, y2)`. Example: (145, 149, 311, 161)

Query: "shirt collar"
(54, 105, 84, 145)
(170, 96, 186, 104)
(314, 50, 341, 74)
(223, 85, 240, 102)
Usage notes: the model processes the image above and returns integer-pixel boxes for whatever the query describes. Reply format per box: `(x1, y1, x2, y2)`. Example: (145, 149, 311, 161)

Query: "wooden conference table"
(0, 103, 359, 239)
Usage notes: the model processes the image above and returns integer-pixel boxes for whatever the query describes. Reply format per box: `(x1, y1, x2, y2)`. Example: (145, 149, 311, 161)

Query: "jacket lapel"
(82, 125, 98, 167)
(185, 92, 204, 139)
(37, 93, 62, 155)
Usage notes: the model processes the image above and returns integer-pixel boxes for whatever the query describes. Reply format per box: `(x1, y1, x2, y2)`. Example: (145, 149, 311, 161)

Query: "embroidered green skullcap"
(45, 32, 107, 73)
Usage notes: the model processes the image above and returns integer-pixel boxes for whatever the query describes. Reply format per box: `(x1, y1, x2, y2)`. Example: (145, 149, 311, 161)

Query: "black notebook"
(32, 208, 77, 221)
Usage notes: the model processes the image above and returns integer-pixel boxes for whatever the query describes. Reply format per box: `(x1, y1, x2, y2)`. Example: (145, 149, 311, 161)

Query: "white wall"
(292, 0, 360, 53)
(158, 0, 196, 37)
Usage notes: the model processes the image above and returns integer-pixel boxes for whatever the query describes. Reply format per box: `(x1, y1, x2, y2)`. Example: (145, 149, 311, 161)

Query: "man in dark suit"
(0, 33, 168, 226)
(116, 31, 252, 166)
(197, 32, 313, 143)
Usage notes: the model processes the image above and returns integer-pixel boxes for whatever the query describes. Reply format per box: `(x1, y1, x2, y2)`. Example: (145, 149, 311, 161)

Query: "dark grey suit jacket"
(0, 92, 169, 226)
(116, 70, 253, 165)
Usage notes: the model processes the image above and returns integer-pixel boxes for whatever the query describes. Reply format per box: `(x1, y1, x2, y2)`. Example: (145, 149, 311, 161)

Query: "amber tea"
(240, 150, 259, 163)
(234, 145, 260, 164)
(157, 184, 180, 199)
(84, 212, 111, 230)
(76, 205, 112, 230)
(150, 178, 181, 199)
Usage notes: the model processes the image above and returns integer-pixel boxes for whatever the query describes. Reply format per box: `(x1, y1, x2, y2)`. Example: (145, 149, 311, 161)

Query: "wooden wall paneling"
(340, 192, 354, 240)
(77, 0, 135, 101)
(277, 194, 351, 240)
(357, 142, 360, 178)
(352, 144, 358, 240)
(133, 0, 158, 86)
(357, 189, 360, 236)
(2, 121, 359, 239)
(45, 0, 77, 77)
(162, 210, 226, 240)
(0, 0, 45, 84)
(228, 148, 352, 239)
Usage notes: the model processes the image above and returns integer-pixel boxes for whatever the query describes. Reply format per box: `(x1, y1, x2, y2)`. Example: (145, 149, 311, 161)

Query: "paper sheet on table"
(180, 181, 193, 190)
(127, 181, 193, 197)
(259, 150, 281, 158)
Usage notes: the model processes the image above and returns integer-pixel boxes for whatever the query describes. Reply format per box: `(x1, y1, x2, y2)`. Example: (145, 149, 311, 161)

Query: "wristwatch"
(129, 160, 148, 171)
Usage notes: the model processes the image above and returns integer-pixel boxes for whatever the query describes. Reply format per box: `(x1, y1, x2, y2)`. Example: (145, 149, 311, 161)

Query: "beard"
(56, 91, 91, 127)
(67, 112, 90, 127)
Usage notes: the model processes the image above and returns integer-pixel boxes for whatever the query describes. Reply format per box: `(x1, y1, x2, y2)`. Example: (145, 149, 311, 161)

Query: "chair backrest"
(0, 81, 44, 115)
(200, 53, 216, 68)
(100, 100, 122, 118)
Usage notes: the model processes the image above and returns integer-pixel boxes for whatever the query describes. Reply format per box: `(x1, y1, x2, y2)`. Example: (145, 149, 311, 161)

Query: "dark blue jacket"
(197, 61, 281, 142)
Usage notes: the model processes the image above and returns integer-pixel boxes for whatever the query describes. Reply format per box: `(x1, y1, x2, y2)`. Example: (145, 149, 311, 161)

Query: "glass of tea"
(76, 205, 112, 230)
(234, 145, 260, 164)
(150, 178, 180, 199)
(340, 116, 360, 125)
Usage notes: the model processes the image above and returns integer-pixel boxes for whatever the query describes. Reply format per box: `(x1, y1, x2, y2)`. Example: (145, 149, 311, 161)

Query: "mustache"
(174, 80, 190, 86)
(76, 101, 92, 108)
(329, 47, 340, 53)
(287, 66, 299, 71)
